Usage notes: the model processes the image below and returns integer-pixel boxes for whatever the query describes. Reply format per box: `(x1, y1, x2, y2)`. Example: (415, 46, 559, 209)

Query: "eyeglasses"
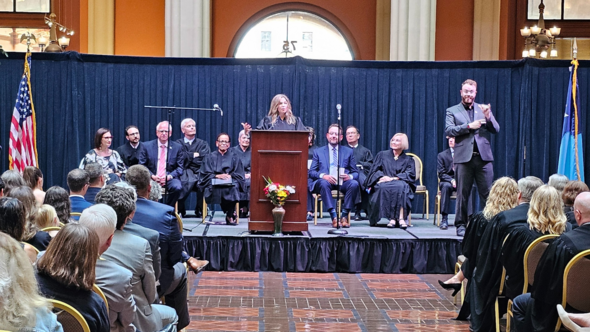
(158, 130, 169, 134)
(103, 136, 113, 140)
(218, 140, 230, 144)
(127, 132, 139, 136)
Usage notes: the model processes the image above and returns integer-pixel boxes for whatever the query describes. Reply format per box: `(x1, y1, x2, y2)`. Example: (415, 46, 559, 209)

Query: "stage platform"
(181, 212, 463, 274)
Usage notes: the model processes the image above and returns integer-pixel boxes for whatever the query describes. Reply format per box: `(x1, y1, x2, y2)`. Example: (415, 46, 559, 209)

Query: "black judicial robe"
(462, 203, 530, 331)
(529, 223, 590, 332)
(198, 149, 245, 204)
(461, 212, 491, 279)
(308, 144, 318, 160)
(256, 116, 306, 131)
(177, 137, 211, 200)
(231, 145, 251, 201)
(349, 144, 373, 190)
(116, 142, 145, 168)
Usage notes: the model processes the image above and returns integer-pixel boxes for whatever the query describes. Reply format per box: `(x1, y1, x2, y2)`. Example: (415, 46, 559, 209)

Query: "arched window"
(234, 11, 353, 60)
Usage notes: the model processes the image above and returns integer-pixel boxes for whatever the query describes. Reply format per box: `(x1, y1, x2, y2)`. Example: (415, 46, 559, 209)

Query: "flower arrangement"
(263, 176, 295, 207)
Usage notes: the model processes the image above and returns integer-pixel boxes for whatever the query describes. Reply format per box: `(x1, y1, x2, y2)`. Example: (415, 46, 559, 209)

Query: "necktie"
(157, 145, 166, 178)
(332, 147, 337, 166)
(451, 151, 455, 171)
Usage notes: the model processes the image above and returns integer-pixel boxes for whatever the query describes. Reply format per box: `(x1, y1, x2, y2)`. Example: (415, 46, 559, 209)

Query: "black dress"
(364, 150, 415, 225)
(256, 115, 306, 131)
(198, 149, 245, 214)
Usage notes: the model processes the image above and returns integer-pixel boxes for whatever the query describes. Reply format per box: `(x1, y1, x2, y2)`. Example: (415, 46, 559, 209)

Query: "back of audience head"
(1, 170, 26, 193)
(482, 177, 519, 219)
(126, 165, 151, 197)
(37, 223, 98, 290)
(0, 232, 50, 330)
(548, 174, 568, 193)
(562, 180, 589, 207)
(67, 168, 89, 194)
(85, 162, 105, 187)
(43, 186, 71, 225)
(6, 186, 39, 241)
(517, 176, 544, 202)
(95, 185, 136, 230)
(149, 180, 162, 201)
(0, 197, 26, 241)
(22, 166, 43, 190)
(0, 177, 4, 197)
(527, 185, 567, 234)
(78, 204, 117, 254)
(574, 192, 590, 226)
(34, 204, 59, 229)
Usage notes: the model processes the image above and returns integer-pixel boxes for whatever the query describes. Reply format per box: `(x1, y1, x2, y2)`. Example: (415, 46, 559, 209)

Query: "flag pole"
(572, 38, 581, 181)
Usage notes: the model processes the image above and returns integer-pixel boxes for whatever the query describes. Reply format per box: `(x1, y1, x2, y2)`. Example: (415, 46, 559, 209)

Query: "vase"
(272, 205, 285, 236)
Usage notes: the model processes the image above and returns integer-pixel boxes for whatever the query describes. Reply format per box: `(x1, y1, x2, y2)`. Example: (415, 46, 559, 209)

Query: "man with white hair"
(79, 204, 137, 332)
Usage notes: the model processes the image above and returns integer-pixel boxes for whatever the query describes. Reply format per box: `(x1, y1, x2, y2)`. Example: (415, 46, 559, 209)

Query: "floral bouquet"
(263, 176, 295, 207)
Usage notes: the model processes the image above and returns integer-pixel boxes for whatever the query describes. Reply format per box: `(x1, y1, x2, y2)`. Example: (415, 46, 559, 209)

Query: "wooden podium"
(248, 130, 309, 232)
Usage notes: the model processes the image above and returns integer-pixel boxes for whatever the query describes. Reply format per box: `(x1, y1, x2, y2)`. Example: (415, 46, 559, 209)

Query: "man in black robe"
(511, 192, 590, 332)
(461, 176, 544, 331)
(345, 126, 373, 221)
(437, 136, 456, 230)
(231, 130, 251, 218)
(176, 118, 210, 218)
(116, 125, 145, 168)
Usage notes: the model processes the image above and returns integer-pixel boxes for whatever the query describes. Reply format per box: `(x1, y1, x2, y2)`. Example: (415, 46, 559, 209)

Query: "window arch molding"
(226, 2, 360, 60)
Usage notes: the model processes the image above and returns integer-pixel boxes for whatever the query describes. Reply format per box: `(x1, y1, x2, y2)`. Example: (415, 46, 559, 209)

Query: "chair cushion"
(416, 185, 427, 192)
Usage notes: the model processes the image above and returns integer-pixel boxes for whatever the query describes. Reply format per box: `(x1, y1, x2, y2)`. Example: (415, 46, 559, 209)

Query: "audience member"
(34, 204, 60, 237)
(562, 181, 589, 229)
(78, 204, 137, 332)
(557, 304, 590, 332)
(116, 125, 145, 168)
(309, 124, 360, 228)
(23, 166, 45, 206)
(67, 168, 92, 219)
(0, 197, 37, 263)
(548, 173, 569, 196)
(345, 125, 373, 221)
(232, 130, 251, 218)
(43, 186, 72, 225)
(8, 186, 48, 251)
(80, 127, 127, 183)
(36, 223, 110, 332)
(364, 133, 413, 229)
(176, 118, 210, 218)
(512, 192, 590, 332)
(198, 133, 245, 225)
(437, 136, 456, 230)
(84, 162, 105, 204)
(1, 169, 26, 193)
(0, 177, 4, 197)
(96, 185, 179, 332)
(0, 232, 63, 332)
(149, 180, 163, 201)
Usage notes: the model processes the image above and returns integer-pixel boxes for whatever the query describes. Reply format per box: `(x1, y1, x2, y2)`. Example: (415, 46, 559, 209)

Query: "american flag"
(9, 52, 38, 172)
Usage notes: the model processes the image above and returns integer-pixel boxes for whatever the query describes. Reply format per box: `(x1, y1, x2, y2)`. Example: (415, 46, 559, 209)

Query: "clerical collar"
(184, 137, 195, 145)
(349, 143, 358, 149)
(130, 142, 139, 149)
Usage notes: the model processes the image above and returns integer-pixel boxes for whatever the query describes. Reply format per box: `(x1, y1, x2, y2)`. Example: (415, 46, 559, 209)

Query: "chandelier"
(520, 0, 560, 58)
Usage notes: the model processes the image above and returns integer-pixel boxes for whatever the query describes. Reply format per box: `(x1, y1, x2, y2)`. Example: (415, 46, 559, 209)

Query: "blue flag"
(557, 60, 584, 182)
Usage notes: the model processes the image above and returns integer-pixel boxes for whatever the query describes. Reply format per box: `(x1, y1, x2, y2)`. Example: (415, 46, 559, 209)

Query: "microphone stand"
(328, 104, 348, 235)
(144, 105, 222, 211)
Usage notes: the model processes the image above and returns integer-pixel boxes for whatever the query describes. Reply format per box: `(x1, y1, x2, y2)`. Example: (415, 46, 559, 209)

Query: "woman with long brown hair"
(242, 94, 306, 133)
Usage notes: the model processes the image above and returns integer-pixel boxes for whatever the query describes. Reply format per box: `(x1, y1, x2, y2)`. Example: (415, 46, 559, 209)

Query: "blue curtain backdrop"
(0, 52, 588, 213)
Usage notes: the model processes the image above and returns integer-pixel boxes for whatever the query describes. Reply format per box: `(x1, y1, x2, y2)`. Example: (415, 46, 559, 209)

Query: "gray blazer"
(124, 220, 161, 281)
(445, 102, 500, 163)
(102, 230, 158, 332)
(95, 258, 136, 332)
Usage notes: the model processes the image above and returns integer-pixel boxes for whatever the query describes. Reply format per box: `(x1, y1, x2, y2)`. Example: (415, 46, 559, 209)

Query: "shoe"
(387, 220, 396, 228)
(399, 219, 408, 230)
(307, 213, 313, 221)
(354, 213, 361, 221)
(440, 216, 448, 230)
(438, 280, 462, 297)
(456, 225, 466, 236)
(341, 216, 350, 228)
(225, 212, 237, 226)
(332, 217, 341, 228)
(187, 258, 209, 273)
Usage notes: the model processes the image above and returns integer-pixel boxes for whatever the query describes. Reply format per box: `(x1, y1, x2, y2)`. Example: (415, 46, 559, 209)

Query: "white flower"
(286, 186, 295, 194)
(268, 184, 277, 191)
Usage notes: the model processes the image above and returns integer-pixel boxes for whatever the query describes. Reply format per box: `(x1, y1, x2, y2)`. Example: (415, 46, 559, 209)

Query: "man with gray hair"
(176, 118, 210, 218)
(459, 176, 544, 330)
(84, 162, 105, 204)
(79, 204, 137, 332)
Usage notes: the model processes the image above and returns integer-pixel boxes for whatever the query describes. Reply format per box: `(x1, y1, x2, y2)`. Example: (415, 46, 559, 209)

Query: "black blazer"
(437, 148, 454, 183)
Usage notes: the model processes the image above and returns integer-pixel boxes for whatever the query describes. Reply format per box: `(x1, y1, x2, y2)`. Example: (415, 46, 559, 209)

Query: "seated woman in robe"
(439, 177, 519, 292)
(198, 133, 245, 225)
(79, 128, 126, 184)
(242, 94, 306, 134)
(364, 133, 415, 229)
(231, 130, 252, 218)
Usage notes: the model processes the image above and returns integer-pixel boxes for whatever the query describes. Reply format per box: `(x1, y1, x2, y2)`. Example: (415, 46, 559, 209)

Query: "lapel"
(457, 103, 471, 124)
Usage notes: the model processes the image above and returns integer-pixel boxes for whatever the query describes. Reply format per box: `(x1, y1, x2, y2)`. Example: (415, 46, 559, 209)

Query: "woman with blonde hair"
(242, 94, 306, 133)
(23, 166, 45, 206)
(0, 232, 63, 331)
(36, 223, 109, 332)
(439, 176, 519, 292)
(34, 204, 60, 238)
(501, 185, 569, 299)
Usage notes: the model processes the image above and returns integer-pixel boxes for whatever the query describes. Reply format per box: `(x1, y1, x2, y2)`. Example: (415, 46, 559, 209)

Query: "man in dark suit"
(176, 118, 210, 218)
(437, 136, 456, 230)
(309, 124, 360, 228)
(83, 162, 105, 204)
(67, 168, 92, 219)
(139, 121, 184, 207)
(445, 79, 500, 236)
(116, 125, 145, 168)
(345, 125, 373, 221)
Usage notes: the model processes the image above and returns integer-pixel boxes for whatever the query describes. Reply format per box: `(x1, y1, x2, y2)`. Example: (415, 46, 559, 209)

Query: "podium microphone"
(214, 104, 223, 116)
(336, 104, 341, 120)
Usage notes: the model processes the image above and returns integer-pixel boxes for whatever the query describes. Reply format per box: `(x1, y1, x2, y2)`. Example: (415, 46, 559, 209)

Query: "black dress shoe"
(354, 213, 361, 221)
(456, 225, 466, 236)
(306, 213, 313, 221)
(440, 216, 448, 230)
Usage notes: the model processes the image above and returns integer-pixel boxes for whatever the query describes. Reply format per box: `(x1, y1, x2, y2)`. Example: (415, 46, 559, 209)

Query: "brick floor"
(186, 272, 474, 332)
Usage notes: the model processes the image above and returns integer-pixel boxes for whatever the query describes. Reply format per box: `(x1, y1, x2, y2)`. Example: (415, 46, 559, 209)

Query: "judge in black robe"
(364, 134, 415, 228)
(345, 126, 374, 220)
(115, 126, 145, 168)
(198, 133, 245, 225)
(306, 127, 319, 219)
(176, 118, 211, 217)
(231, 130, 251, 218)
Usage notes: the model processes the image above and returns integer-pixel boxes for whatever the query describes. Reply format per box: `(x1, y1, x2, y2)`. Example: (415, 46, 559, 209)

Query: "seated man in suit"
(345, 126, 373, 221)
(67, 168, 92, 219)
(176, 118, 210, 218)
(139, 121, 184, 207)
(78, 204, 137, 332)
(96, 185, 179, 332)
(309, 124, 360, 228)
(437, 136, 456, 230)
(84, 162, 105, 204)
(116, 125, 145, 168)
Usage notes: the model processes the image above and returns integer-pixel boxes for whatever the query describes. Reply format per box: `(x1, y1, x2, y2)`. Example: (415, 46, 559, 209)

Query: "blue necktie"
(332, 147, 337, 167)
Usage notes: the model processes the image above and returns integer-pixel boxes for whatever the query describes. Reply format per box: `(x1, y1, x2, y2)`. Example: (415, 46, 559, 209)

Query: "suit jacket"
(308, 145, 359, 192)
(102, 230, 158, 332)
(139, 139, 184, 179)
(95, 258, 136, 332)
(123, 220, 161, 281)
(116, 142, 146, 168)
(70, 195, 92, 215)
(445, 102, 500, 163)
(132, 197, 183, 294)
(437, 148, 455, 183)
(84, 186, 101, 204)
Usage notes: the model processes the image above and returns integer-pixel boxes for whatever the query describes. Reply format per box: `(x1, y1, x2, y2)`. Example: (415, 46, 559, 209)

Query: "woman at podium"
(243, 94, 306, 134)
